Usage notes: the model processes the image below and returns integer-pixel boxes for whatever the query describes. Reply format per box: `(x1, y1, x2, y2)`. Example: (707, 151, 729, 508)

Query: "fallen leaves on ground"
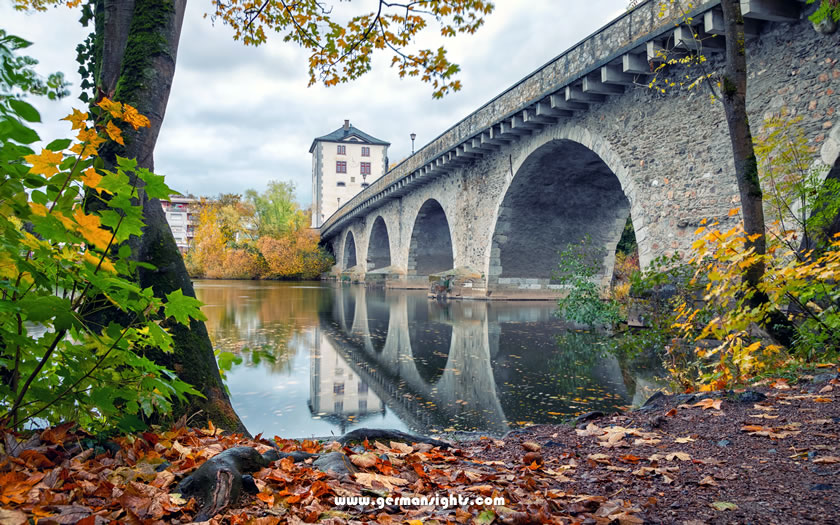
(1, 374, 838, 524)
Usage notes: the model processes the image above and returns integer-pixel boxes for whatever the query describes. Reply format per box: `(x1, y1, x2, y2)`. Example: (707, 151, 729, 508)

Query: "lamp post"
(410, 133, 416, 155)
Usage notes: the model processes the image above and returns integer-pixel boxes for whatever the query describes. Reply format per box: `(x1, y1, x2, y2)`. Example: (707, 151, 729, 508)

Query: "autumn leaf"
(61, 108, 89, 130)
(350, 453, 377, 469)
(812, 456, 840, 464)
(105, 120, 124, 145)
(24, 148, 64, 178)
(354, 472, 408, 490)
(79, 167, 104, 190)
(97, 97, 123, 118)
(692, 398, 723, 410)
(711, 501, 738, 511)
(73, 208, 112, 251)
(122, 104, 151, 130)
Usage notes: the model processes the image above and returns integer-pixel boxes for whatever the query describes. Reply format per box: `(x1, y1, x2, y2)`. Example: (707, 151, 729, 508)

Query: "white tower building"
(310, 120, 390, 228)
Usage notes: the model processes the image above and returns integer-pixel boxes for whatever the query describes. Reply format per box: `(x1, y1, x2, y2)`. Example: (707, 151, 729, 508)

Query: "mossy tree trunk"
(719, 0, 766, 288)
(719, 0, 793, 346)
(92, 0, 247, 433)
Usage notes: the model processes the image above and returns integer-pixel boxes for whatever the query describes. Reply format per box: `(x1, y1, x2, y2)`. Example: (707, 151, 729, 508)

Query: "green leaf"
(0, 118, 40, 144)
(216, 350, 243, 371)
(474, 509, 495, 525)
(164, 289, 207, 324)
(9, 99, 41, 123)
(136, 169, 173, 200)
(46, 138, 72, 151)
(18, 295, 76, 331)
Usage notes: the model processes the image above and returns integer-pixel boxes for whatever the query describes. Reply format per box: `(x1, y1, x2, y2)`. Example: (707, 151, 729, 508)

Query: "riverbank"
(2, 371, 837, 524)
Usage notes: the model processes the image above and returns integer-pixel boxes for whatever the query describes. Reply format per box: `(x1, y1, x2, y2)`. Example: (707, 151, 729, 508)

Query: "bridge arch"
(366, 216, 392, 270)
(487, 128, 638, 291)
(342, 230, 358, 270)
(406, 294, 452, 385)
(407, 199, 455, 276)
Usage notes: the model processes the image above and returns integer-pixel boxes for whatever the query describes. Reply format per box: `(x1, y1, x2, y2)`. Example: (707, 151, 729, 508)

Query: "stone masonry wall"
(328, 15, 840, 296)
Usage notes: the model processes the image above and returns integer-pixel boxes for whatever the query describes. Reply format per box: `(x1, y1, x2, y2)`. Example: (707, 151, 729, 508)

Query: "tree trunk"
(719, 0, 793, 347)
(94, 0, 247, 433)
(719, 0, 766, 287)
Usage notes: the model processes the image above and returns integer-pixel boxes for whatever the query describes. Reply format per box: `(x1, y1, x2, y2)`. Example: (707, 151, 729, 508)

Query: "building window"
(358, 381, 368, 394)
(336, 161, 347, 173)
(350, 177, 355, 183)
(360, 162, 371, 175)
(333, 382, 345, 395)
(337, 181, 346, 187)
(361, 146, 370, 157)
(337, 144, 346, 155)
(361, 183, 369, 188)
(358, 399, 367, 413)
(334, 400, 344, 413)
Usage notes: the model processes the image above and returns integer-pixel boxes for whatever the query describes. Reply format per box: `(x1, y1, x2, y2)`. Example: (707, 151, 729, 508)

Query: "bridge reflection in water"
(317, 284, 663, 435)
(197, 281, 662, 437)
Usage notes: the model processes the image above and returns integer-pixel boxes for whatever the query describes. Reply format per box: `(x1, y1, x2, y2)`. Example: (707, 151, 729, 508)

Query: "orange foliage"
(258, 219, 331, 280)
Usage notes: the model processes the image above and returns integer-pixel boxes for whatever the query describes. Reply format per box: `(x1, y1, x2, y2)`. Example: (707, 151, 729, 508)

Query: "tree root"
(337, 427, 452, 448)
(177, 428, 449, 519)
(177, 446, 279, 521)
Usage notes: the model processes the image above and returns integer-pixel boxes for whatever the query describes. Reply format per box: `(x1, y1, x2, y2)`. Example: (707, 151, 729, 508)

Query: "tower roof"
(309, 121, 390, 152)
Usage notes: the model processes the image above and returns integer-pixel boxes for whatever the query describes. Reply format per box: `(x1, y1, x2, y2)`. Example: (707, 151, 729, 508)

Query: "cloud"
(2, 0, 630, 206)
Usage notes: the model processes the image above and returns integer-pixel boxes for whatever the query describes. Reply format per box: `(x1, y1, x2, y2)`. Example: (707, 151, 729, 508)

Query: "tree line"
(184, 181, 333, 280)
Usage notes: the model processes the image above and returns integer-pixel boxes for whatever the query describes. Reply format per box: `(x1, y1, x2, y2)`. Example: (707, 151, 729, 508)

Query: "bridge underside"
(488, 140, 629, 296)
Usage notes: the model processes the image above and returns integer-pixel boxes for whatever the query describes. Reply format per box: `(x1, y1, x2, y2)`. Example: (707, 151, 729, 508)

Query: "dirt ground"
(1, 371, 838, 524)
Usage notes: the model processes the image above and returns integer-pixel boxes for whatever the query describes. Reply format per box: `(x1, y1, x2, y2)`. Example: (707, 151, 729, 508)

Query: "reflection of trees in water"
(492, 325, 637, 424)
(406, 296, 452, 384)
(196, 281, 325, 373)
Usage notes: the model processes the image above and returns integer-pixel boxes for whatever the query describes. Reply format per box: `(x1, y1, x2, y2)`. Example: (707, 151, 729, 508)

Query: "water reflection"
(198, 281, 664, 438)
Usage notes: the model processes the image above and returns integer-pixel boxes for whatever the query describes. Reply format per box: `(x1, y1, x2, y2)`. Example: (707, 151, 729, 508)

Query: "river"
(195, 280, 664, 439)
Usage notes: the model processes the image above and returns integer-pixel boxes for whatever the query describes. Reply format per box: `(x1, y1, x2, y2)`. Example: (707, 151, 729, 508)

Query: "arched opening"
(343, 231, 357, 269)
(406, 294, 451, 384)
(489, 139, 630, 290)
(407, 199, 454, 276)
(367, 216, 391, 270)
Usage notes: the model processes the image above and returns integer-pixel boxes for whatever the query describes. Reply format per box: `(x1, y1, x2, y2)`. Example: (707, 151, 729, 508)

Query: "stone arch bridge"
(319, 0, 840, 299)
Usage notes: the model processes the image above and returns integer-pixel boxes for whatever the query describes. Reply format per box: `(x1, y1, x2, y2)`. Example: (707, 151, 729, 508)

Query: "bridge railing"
(319, 0, 801, 240)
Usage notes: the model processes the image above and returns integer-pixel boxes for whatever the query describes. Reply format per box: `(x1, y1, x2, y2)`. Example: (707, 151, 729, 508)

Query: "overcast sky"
(3, 0, 628, 206)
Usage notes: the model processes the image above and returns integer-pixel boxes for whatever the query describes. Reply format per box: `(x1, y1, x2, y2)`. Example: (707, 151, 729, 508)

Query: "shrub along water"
(555, 113, 840, 391)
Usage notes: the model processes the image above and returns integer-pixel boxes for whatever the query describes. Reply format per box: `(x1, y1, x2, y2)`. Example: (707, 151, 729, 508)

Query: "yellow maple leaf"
(73, 208, 111, 251)
(97, 97, 123, 118)
(29, 202, 48, 216)
(122, 104, 151, 130)
(24, 148, 64, 178)
(61, 108, 89, 130)
(80, 167, 104, 190)
(72, 128, 106, 158)
(105, 120, 124, 145)
(83, 251, 116, 273)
